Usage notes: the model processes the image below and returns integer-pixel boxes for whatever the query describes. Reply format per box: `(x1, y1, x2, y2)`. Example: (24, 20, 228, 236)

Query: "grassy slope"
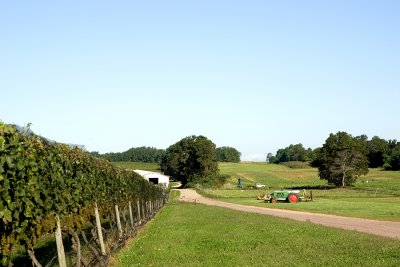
(115, 191, 400, 267)
(110, 162, 400, 220)
(219, 162, 400, 192)
(205, 162, 400, 220)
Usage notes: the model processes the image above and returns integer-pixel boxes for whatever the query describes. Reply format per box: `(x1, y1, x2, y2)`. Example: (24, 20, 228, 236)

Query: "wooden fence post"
(129, 201, 134, 229)
(136, 200, 141, 225)
(142, 201, 146, 221)
(94, 203, 106, 255)
(55, 216, 67, 267)
(148, 201, 151, 217)
(149, 200, 153, 216)
(115, 204, 123, 238)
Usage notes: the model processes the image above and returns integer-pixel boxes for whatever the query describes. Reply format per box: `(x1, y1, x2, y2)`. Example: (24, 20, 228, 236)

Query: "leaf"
(24, 208, 32, 218)
(1, 208, 12, 223)
(6, 156, 13, 167)
(0, 136, 5, 151)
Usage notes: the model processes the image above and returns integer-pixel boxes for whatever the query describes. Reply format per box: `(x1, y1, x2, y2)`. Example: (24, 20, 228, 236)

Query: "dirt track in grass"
(177, 189, 400, 240)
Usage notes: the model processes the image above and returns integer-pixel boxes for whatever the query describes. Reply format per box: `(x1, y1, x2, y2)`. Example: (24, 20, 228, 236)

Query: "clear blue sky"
(1, 1, 399, 161)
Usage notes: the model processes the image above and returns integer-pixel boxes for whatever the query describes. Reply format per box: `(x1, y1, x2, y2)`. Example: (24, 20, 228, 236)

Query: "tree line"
(91, 146, 241, 163)
(91, 146, 165, 163)
(89, 142, 240, 188)
(267, 144, 316, 163)
(267, 134, 400, 171)
(267, 132, 400, 187)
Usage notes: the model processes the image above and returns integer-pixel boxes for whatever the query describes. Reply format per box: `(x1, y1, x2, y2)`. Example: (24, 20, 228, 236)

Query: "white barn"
(134, 170, 170, 187)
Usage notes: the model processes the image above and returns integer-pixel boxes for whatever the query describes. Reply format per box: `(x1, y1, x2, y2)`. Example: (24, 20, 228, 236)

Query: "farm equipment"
(255, 182, 266, 189)
(247, 182, 266, 189)
(265, 190, 313, 203)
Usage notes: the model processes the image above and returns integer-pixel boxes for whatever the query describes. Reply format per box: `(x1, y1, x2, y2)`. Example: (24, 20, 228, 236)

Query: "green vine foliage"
(0, 123, 165, 265)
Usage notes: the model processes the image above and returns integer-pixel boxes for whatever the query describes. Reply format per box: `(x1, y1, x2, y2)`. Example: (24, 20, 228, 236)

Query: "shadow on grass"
(11, 235, 58, 267)
(286, 185, 336, 190)
(11, 223, 97, 266)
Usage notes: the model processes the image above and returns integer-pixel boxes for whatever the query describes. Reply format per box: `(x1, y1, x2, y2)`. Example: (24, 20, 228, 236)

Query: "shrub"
(281, 161, 311, 169)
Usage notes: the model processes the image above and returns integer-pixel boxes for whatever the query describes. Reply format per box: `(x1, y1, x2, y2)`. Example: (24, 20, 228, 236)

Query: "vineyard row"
(0, 123, 168, 266)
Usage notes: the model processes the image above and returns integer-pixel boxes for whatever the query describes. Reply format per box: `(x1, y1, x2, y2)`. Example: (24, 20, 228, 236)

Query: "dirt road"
(177, 189, 400, 240)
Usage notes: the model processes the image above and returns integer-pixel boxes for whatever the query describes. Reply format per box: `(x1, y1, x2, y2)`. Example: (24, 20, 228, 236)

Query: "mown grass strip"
(114, 191, 400, 267)
(215, 197, 400, 221)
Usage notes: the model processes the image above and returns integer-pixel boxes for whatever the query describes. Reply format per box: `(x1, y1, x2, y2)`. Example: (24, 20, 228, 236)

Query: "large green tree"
(160, 135, 219, 187)
(317, 131, 369, 187)
(216, 146, 241, 162)
(366, 136, 388, 168)
(384, 140, 400, 170)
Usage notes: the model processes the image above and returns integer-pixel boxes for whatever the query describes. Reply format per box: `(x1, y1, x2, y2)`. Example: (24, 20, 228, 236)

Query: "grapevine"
(0, 123, 166, 266)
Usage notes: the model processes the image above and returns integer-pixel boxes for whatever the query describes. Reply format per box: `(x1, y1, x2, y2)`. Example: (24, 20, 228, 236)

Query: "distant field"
(219, 162, 325, 189)
(114, 191, 400, 266)
(110, 162, 400, 220)
(203, 162, 400, 220)
(219, 162, 400, 194)
(113, 162, 160, 172)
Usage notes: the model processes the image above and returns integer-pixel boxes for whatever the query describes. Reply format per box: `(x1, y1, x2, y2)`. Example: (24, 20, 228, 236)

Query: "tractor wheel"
(270, 199, 277, 204)
(288, 194, 299, 203)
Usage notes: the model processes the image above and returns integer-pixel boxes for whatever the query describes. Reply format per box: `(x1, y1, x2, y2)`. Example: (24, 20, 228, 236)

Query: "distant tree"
(387, 139, 398, 150)
(270, 143, 313, 163)
(96, 146, 165, 163)
(356, 134, 369, 143)
(384, 140, 400, 170)
(317, 131, 369, 187)
(89, 151, 101, 157)
(216, 146, 241, 162)
(291, 144, 306, 161)
(275, 147, 289, 163)
(306, 148, 316, 162)
(367, 136, 388, 168)
(160, 135, 219, 187)
(266, 153, 275, 163)
(310, 147, 322, 167)
(125, 146, 165, 162)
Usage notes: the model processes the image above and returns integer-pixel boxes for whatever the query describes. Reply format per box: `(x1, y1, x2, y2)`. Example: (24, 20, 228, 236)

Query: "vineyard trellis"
(0, 123, 168, 266)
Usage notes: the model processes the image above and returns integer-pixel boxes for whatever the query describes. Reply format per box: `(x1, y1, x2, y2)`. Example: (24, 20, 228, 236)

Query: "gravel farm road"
(177, 189, 400, 240)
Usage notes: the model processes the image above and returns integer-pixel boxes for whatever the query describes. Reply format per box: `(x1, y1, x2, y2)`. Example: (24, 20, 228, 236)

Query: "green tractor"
(267, 190, 301, 203)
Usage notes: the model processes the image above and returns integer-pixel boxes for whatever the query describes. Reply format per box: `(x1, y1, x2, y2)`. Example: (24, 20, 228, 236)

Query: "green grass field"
(219, 162, 325, 189)
(204, 162, 400, 220)
(114, 191, 400, 267)
(110, 162, 400, 220)
(113, 162, 161, 172)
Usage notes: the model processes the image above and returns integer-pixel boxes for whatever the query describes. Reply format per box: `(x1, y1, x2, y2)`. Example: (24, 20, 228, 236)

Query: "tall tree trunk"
(342, 164, 346, 187)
